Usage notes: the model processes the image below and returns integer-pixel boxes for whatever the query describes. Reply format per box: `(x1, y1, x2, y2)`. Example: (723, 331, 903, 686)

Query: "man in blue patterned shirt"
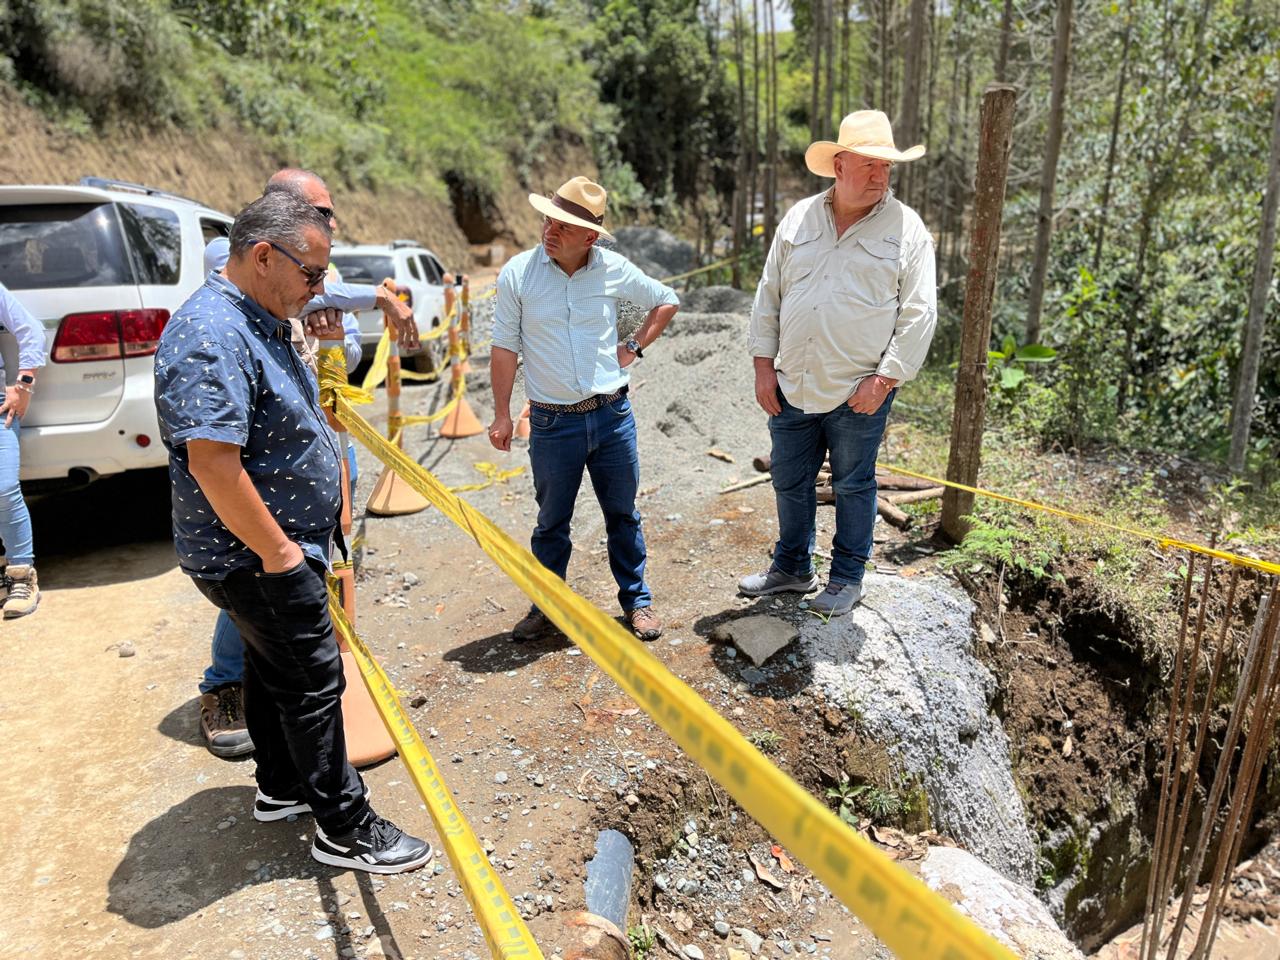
(155, 191, 432, 874)
(487, 177, 679, 641)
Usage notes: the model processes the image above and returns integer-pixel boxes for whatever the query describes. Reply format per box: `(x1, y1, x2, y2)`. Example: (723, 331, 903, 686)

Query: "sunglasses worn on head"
(263, 240, 327, 287)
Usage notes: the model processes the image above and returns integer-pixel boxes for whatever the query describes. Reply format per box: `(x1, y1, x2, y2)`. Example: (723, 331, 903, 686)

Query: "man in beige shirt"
(739, 111, 937, 616)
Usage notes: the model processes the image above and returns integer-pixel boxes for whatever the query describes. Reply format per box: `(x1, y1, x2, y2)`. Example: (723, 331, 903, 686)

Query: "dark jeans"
(193, 559, 368, 834)
(768, 388, 895, 586)
(528, 394, 652, 611)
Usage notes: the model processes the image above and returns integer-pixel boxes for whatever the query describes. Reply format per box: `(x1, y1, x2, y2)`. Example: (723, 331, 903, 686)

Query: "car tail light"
(52, 309, 169, 362)
(120, 309, 169, 357)
(52, 312, 122, 362)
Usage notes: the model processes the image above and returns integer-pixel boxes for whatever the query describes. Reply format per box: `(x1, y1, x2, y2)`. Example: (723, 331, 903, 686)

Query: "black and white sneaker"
(254, 782, 371, 823)
(311, 814, 433, 874)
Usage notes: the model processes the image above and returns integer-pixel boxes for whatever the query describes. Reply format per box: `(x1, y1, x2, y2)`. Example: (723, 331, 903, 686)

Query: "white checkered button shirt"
(492, 245, 679, 405)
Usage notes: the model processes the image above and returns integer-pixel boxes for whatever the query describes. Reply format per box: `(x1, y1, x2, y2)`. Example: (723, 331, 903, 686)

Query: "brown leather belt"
(528, 385, 628, 415)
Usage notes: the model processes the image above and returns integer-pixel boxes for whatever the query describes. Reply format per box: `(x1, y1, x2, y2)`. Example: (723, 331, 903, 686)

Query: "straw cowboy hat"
(528, 176, 614, 241)
(804, 110, 926, 177)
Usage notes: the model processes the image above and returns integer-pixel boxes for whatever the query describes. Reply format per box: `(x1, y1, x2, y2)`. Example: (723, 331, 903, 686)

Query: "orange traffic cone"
(366, 346, 429, 516)
(439, 395, 485, 438)
(438, 321, 484, 439)
(514, 402, 531, 439)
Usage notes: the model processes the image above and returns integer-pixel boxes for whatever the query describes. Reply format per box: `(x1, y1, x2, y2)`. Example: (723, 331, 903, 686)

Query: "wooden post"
(366, 312, 430, 516)
(941, 84, 1017, 543)
(457, 275, 472, 375)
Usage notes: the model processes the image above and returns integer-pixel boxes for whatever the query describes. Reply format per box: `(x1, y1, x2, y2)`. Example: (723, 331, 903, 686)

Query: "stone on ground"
(921, 846, 1083, 959)
(802, 572, 1038, 885)
(712, 615, 799, 666)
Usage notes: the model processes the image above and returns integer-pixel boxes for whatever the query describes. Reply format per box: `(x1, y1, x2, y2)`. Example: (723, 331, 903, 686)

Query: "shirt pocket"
(839, 238, 900, 307)
(782, 228, 824, 289)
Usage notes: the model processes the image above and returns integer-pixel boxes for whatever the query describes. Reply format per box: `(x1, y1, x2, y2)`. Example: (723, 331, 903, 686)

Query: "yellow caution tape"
(361, 326, 394, 393)
(450, 461, 526, 493)
(877, 462, 1280, 577)
(326, 588, 544, 960)
(320, 370, 1017, 960)
(660, 253, 742, 285)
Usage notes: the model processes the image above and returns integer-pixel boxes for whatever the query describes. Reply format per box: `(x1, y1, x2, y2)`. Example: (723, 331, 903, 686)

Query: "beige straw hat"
(804, 110, 926, 177)
(528, 176, 614, 240)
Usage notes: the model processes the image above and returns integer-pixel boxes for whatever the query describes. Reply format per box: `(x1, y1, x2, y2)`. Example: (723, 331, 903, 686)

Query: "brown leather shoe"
(199, 684, 255, 759)
(627, 606, 663, 640)
(512, 607, 555, 641)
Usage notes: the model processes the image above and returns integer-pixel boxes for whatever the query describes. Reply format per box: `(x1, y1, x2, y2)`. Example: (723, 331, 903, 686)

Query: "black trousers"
(193, 559, 368, 834)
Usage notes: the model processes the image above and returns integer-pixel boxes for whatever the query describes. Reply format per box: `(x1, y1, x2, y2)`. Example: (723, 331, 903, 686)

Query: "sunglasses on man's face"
(264, 240, 328, 287)
(313, 205, 335, 222)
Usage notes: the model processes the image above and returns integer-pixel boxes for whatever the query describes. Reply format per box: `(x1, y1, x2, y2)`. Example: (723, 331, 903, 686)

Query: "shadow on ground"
(443, 628, 572, 673)
(29, 468, 177, 588)
(107, 787, 320, 928)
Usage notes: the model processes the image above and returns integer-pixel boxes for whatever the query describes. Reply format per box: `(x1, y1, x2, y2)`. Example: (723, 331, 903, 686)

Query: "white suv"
(329, 241, 451, 372)
(0, 178, 233, 488)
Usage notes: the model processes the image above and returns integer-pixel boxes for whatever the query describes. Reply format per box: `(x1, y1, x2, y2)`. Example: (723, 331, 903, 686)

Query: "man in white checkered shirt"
(487, 177, 679, 642)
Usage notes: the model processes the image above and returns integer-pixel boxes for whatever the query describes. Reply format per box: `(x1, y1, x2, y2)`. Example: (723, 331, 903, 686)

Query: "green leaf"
(1001, 334, 1016, 356)
(1000, 367, 1026, 390)
(988, 349, 1008, 361)
(1015, 344, 1058, 362)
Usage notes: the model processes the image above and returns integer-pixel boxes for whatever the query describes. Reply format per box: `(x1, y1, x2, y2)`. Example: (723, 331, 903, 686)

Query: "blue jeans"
(200, 441, 358, 694)
(528, 394, 651, 612)
(0, 418, 34, 566)
(768, 388, 895, 586)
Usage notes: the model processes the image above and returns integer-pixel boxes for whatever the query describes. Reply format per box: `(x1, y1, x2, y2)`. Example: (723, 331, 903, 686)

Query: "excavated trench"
(581, 559, 1280, 954)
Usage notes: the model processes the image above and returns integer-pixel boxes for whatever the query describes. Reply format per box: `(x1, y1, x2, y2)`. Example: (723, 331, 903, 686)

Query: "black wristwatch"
(624, 338, 644, 358)
(17, 374, 35, 385)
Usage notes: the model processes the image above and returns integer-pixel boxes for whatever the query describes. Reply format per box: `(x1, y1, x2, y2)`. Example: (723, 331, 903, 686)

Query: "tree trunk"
(941, 84, 1018, 543)
(880, 0, 890, 108)
(899, 0, 928, 205)
(764, 0, 779, 247)
(810, 0, 824, 141)
(1228, 68, 1280, 474)
(995, 0, 1013, 81)
(1024, 0, 1074, 345)
(921, 0, 940, 225)
(750, 0, 760, 238)
(1092, 0, 1134, 274)
(840, 0, 851, 114)
(732, 0, 748, 289)
(824, 0, 837, 131)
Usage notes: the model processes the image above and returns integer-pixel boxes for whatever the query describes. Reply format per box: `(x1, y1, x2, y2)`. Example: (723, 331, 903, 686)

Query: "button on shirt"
(749, 188, 937, 414)
(154, 273, 344, 579)
(491, 245, 679, 404)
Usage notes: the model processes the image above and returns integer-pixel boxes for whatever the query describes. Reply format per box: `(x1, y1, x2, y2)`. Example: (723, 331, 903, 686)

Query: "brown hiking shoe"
(199, 684, 255, 759)
(627, 606, 663, 641)
(1, 564, 39, 619)
(511, 607, 557, 642)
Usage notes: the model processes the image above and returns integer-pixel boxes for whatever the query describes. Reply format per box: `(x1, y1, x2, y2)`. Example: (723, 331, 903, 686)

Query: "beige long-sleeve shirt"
(749, 188, 937, 414)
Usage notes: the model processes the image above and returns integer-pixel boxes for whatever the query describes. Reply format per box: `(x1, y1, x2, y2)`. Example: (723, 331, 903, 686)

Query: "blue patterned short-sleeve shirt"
(154, 273, 344, 579)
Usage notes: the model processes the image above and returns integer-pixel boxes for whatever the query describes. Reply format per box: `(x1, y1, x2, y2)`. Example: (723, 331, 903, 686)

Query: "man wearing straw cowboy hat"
(738, 110, 937, 616)
(488, 176, 680, 641)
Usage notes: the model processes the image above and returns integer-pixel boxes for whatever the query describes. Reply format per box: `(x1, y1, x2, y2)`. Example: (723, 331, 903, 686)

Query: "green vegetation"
(826, 774, 917, 827)
(746, 728, 783, 754)
(628, 922, 655, 958)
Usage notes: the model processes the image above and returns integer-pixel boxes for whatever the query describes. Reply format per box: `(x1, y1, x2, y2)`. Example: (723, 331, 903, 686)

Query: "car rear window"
(0, 202, 131, 289)
(331, 254, 395, 285)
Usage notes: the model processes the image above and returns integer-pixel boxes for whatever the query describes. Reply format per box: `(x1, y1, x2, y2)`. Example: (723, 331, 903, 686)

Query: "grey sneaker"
(810, 580, 865, 617)
(1, 564, 39, 619)
(737, 567, 820, 597)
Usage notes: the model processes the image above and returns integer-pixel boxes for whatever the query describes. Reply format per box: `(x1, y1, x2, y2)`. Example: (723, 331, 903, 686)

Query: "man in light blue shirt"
(488, 177, 679, 641)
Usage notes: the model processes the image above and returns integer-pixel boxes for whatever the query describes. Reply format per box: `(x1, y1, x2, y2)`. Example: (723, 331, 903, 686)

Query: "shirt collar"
(537, 243, 602, 275)
(823, 186, 893, 212)
(206, 272, 290, 339)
